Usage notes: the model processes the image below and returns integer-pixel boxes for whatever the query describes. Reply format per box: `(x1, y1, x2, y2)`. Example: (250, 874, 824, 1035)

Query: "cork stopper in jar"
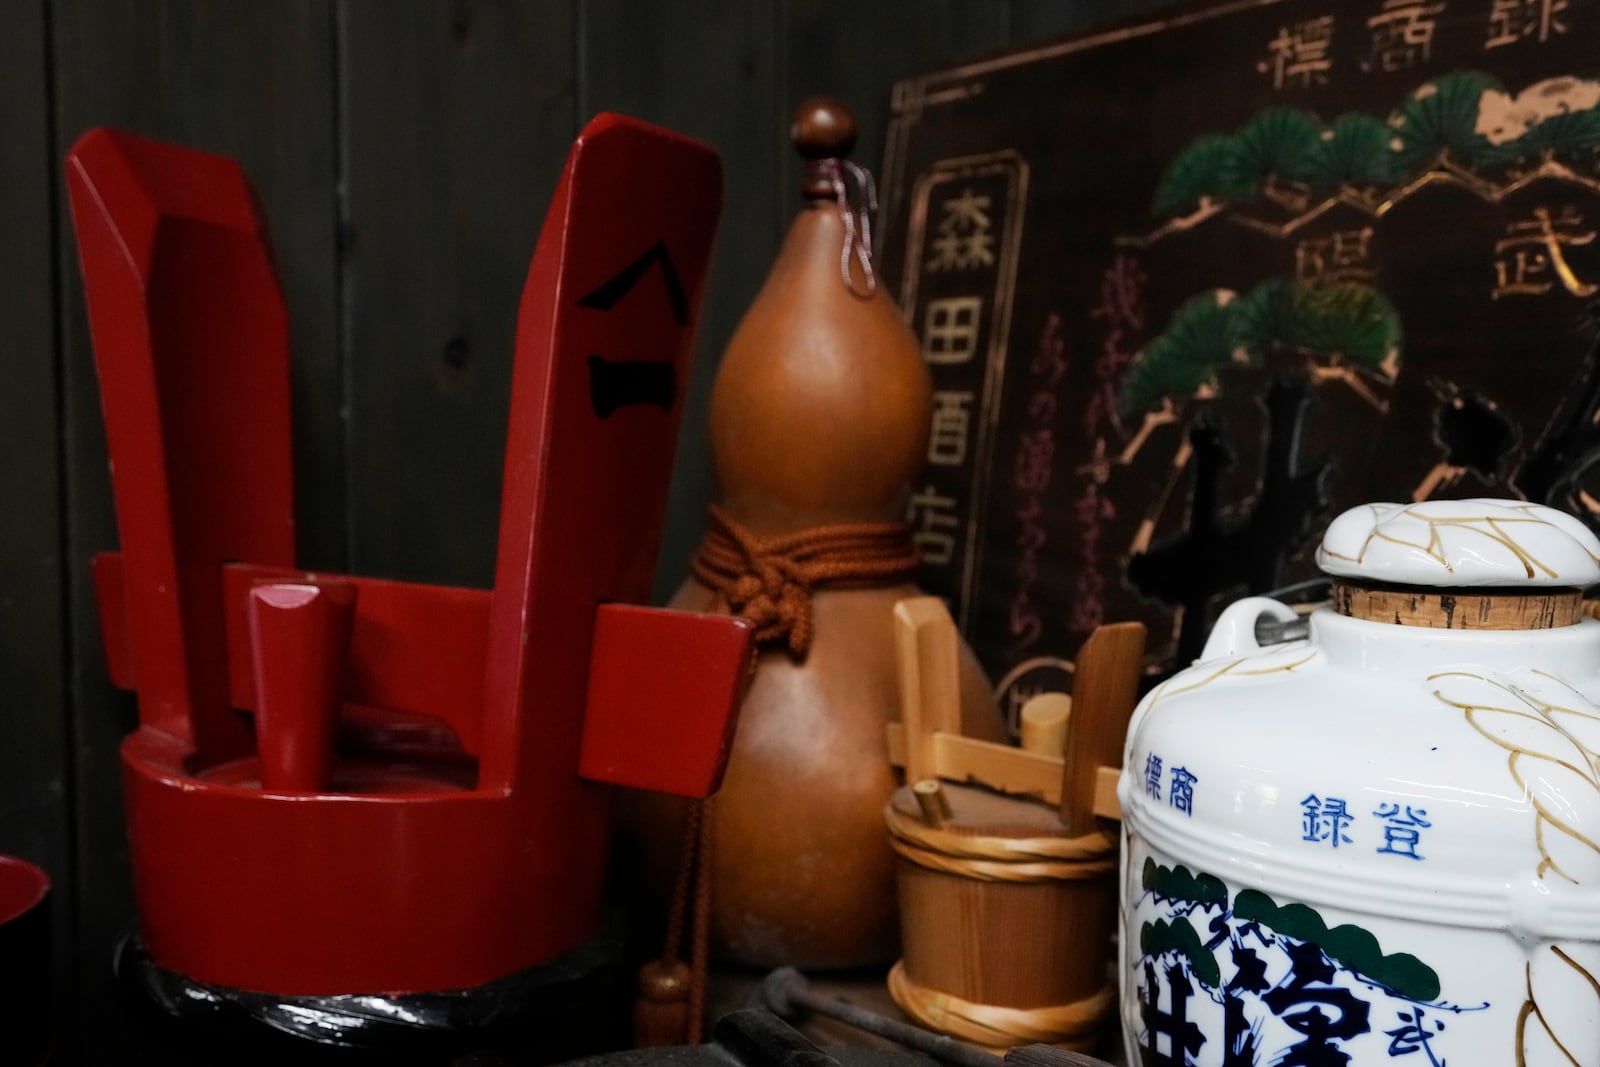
(1316, 499, 1600, 629)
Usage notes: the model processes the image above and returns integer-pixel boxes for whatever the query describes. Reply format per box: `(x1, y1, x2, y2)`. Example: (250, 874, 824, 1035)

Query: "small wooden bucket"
(884, 600, 1143, 1052)
(885, 782, 1117, 1052)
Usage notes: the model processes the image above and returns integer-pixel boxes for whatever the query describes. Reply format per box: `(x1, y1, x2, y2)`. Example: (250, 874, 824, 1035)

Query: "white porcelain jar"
(1119, 499, 1600, 1067)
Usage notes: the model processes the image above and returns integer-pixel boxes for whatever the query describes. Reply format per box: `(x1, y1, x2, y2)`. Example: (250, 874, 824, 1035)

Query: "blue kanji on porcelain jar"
(1119, 499, 1600, 1067)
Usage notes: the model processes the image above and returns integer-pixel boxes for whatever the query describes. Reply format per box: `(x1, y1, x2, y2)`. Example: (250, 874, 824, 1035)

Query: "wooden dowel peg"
(248, 581, 356, 792)
(1020, 693, 1071, 757)
(913, 778, 952, 827)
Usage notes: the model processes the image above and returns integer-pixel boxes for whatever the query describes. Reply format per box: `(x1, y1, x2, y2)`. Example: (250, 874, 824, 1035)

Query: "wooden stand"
(885, 598, 1145, 1052)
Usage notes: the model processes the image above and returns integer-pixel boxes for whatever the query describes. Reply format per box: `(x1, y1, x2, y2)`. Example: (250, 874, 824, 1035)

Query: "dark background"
(0, 0, 1182, 1058)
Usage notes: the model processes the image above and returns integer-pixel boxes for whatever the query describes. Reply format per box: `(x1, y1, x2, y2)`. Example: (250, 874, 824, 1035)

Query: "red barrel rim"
(0, 856, 49, 926)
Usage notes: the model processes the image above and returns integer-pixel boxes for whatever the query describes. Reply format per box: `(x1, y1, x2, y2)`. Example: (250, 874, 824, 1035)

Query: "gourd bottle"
(635, 98, 1005, 969)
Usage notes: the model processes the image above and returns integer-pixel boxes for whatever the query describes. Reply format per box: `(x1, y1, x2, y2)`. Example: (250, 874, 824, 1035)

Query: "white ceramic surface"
(1316, 498, 1600, 588)
(1119, 499, 1600, 1067)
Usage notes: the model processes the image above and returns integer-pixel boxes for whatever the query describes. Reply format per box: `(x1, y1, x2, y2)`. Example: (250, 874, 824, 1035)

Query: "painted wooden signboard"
(879, 0, 1600, 722)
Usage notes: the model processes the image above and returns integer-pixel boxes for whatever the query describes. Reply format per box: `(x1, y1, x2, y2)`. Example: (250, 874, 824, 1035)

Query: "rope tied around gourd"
(690, 504, 920, 658)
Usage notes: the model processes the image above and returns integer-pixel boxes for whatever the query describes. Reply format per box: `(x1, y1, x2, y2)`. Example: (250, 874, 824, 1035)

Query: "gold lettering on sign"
(1259, 17, 1335, 90)
(922, 297, 983, 364)
(1295, 227, 1376, 284)
(907, 485, 961, 565)
(1486, 0, 1569, 47)
(1364, 0, 1444, 72)
(926, 189, 995, 272)
(1492, 206, 1597, 299)
(927, 390, 975, 466)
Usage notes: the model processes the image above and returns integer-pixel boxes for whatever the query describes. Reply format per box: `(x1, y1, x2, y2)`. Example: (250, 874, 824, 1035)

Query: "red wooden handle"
(66, 127, 295, 765)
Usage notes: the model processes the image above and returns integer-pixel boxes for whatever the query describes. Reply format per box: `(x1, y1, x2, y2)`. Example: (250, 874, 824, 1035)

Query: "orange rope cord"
(690, 504, 920, 657)
(686, 798, 715, 1044)
(638, 799, 713, 1046)
(660, 802, 700, 965)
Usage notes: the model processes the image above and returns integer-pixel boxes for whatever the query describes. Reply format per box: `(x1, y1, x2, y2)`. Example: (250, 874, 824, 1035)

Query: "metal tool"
(752, 969, 1116, 1067)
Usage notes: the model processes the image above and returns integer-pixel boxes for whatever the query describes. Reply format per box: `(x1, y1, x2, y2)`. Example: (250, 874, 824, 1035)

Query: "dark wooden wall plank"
(784, 0, 1011, 196)
(0, 0, 72, 1044)
(49, 1, 339, 1053)
(580, 0, 783, 600)
(340, 0, 579, 589)
(1007, 0, 1193, 46)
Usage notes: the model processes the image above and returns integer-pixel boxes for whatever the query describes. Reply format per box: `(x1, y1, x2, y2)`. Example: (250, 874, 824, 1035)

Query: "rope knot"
(689, 505, 919, 660)
(724, 553, 813, 656)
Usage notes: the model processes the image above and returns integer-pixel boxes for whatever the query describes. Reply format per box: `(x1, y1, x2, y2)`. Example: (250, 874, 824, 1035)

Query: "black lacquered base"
(113, 927, 627, 1066)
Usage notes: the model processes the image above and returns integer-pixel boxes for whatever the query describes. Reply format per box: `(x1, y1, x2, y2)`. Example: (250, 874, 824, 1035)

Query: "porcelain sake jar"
(1119, 499, 1600, 1067)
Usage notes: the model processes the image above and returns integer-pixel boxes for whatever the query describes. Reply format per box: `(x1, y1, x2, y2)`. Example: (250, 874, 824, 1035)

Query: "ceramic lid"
(1315, 498, 1600, 588)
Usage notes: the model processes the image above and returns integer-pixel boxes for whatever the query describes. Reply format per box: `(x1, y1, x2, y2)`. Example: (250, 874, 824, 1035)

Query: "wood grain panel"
(50, 1, 339, 1052)
(1007, 0, 1192, 46)
(341, 0, 578, 588)
(0, 0, 70, 1048)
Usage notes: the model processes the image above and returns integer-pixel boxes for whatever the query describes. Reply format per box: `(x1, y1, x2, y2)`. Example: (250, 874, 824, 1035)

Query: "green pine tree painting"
(1386, 70, 1509, 173)
(1119, 289, 1250, 418)
(1306, 113, 1406, 195)
(1121, 279, 1402, 419)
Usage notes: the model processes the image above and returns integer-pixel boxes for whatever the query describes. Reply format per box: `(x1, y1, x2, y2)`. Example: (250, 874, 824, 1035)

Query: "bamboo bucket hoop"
(888, 962, 1116, 1051)
(884, 802, 1115, 883)
(886, 782, 1120, 1051)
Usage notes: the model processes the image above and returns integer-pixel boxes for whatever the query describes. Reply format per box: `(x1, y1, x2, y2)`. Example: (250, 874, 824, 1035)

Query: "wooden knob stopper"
(792, 97, 857, 198)
(791, 97, 857, 160)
